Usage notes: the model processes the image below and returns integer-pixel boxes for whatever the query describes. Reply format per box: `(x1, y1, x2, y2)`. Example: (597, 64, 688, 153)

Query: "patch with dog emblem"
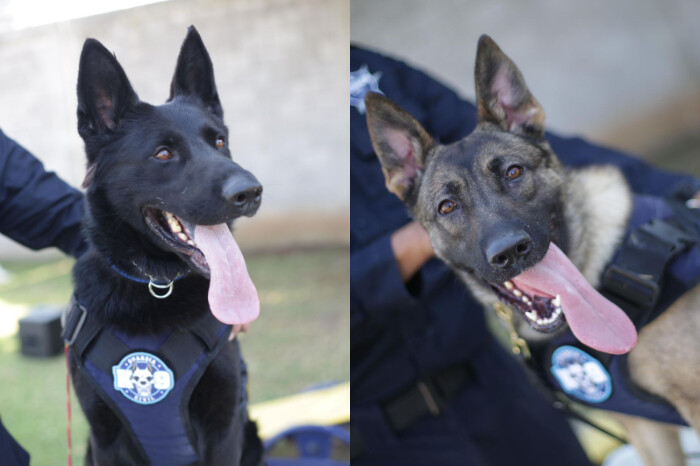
(112, 352, 174, 405)
(550, 345, 612, 403)
(350, 65, 382, 114)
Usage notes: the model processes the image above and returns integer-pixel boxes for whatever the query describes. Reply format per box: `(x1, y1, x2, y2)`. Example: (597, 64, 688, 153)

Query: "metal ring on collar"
(148, 280, 174, 299)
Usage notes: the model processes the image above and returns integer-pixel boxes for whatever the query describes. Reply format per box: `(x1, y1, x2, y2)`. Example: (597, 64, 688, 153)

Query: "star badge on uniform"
(350, 65, 383, 114)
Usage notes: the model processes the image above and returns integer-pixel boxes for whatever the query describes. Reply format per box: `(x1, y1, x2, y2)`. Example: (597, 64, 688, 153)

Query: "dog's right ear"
(365, 92, 435, 202)
(169, 26, 222, 118)
(77, 39, 139, 137)
(474, 35, 545, 139)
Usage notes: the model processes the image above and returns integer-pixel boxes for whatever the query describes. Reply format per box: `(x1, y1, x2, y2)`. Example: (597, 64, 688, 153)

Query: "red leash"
(65, 344, 73, 466)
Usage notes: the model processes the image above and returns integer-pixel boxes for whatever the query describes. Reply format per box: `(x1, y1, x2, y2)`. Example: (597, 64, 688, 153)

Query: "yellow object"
(249, 382, 350, 439)
(568, 404, 626, 464)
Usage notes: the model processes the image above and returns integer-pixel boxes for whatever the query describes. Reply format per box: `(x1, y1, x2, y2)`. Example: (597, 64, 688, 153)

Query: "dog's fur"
(69, 27, 264, 465)
(366, 35, 700, 466)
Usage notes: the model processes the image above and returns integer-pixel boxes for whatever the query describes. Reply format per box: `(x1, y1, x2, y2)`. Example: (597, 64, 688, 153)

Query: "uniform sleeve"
(548, 133, 699, 198)
(392, 59, 479, 144)
(350, 232, 424, 328)
(0, 129, 87, 258)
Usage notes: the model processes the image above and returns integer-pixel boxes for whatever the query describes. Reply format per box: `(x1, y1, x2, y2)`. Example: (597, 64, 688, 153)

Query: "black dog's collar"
(107, 258, 189, 299)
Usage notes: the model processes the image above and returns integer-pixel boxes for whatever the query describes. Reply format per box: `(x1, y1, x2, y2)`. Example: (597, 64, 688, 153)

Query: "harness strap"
(382, 362, 474, 433)
(552, 399, 628, 444)
(601, 200, 700, 330)
(602, 217, 693, 320)
(159, 330, 206, 378)
(63, 298, 227, 381)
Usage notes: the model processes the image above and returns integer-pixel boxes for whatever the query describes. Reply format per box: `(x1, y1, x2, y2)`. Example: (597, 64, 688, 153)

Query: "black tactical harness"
(62, 296, 242, 465)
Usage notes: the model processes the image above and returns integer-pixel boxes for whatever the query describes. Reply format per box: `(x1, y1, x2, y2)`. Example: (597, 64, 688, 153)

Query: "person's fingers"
(228, 323, 252, 340)
(686, 190, 700, 209)
(229, 325, 242, 340)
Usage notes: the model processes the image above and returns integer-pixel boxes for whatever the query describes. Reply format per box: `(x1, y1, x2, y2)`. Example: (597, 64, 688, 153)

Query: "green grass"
(0, 247, 349, 465)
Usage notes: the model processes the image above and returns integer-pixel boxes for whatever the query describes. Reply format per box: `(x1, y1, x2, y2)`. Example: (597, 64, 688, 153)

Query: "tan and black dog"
(365, 35, 700, 465)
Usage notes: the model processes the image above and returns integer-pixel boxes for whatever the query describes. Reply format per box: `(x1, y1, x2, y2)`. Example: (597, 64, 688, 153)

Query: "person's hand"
(229, 323, 251, 341)
(391, 221, 436, 282)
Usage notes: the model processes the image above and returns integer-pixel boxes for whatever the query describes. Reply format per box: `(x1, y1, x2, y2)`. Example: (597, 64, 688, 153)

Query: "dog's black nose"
(486, 231, 532, 269)
(222, 174, 262, 215)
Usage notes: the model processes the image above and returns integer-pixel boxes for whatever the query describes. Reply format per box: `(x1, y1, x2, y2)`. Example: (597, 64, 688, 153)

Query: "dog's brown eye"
(215, 137, 225, 149)
(154, 148, 172, 161)
(506, 165, 523, 180)
(438, 200, 456, 215)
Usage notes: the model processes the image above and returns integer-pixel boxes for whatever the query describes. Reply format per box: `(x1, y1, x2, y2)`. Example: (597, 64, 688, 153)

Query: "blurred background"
(352, 1, 700, 465)
(0, 0, 349, 463)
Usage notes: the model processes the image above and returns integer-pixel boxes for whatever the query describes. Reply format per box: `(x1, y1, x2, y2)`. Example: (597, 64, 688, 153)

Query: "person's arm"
(351, 230, 422, 327)
(0, 129, 87, 258)
(391, 221, 434, 282)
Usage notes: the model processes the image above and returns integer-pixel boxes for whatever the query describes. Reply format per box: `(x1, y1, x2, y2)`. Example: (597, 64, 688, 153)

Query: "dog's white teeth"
(513, 289, 522, 297)
(187, 239, 195, 246)
(536, 318, 545, 325)
(169, 219, 182, 233)
(178, 232, 188, 242)
(521, 296, 530, 304)
(552, 295, 561, 307)
(525, 310, 537, 321)
(504, 281, 514, 290)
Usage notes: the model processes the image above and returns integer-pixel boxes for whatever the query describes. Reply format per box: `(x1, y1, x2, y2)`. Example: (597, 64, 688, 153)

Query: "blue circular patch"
(112, 352, 175, 405)
(550, 345, 612, 403)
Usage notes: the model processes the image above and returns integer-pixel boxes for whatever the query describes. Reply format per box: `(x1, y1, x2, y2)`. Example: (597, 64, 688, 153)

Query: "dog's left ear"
(474, 35, 545, 139)
(169, 26, 223, 118)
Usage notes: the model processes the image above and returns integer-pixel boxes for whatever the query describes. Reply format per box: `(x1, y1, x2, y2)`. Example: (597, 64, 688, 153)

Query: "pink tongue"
(193, 224, 260, 325)
(512, 243, 637, 354)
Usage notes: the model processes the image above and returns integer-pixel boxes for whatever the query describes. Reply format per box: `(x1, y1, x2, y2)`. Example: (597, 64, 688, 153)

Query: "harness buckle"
(62, 300, 87, 346)
(602, 217, 694, 310)
(416, 381, 441, 416)
(603, 265, 659, 309)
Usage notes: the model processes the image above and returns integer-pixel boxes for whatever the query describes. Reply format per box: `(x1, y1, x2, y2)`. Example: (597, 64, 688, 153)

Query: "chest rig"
(520, 194, 700, 426)
(62, 295, 236, 465)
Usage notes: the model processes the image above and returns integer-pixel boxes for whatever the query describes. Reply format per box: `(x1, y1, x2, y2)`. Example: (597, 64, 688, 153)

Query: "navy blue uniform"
(350, 46, 697, 465)
(0, 129, 87, 465)
(0, 129, 86, 257)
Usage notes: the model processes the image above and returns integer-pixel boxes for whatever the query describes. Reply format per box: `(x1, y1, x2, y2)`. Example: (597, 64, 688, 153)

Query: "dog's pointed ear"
(475, 35, 545, 139)
(77, 38, 139, 136)
(169, 26, 222, 118)
(365, 92, 435, 202)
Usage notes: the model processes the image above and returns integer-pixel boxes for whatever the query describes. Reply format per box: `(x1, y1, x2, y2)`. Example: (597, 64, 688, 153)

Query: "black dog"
(64, 27, 264, 465)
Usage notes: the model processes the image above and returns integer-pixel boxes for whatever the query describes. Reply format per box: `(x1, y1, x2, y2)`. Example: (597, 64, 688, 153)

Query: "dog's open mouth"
(491, 281, 563, 331)
(143, 208, 209, 273)
(491, 242, 638, 355)
(143, 206, 260, 325)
